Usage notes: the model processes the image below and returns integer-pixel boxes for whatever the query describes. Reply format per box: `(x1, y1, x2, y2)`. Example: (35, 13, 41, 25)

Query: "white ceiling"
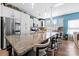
(10, 3, 79, 18)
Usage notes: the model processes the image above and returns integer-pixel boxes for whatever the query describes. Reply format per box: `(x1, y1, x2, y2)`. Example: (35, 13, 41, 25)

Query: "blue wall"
(53, 16, 63, 27)
(53, 12, 79, 34)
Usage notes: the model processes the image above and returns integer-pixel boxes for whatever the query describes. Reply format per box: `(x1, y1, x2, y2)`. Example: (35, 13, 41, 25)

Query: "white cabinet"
(21, 13, 30, 34)
(25, 14, 30, 32)
(13, 10, 21, 23)
(30, 18, 33, 27)
(1, 5, 31, 34)
(13, 10, 20, 19)
(20, 13, 26, 34)
(1, 5, 21, 21)
(2, 6, 13, 18)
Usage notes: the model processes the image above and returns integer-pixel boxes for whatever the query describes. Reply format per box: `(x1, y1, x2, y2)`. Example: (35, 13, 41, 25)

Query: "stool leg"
(36, 48, 39, 56)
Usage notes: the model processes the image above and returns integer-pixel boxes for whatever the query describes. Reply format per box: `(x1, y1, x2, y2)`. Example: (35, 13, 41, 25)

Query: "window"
(68, 20, 79, 34)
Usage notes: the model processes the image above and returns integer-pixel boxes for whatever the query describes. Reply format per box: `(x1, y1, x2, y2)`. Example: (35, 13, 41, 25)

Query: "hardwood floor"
(54, 40, 79, 56)
(25, 40, 79, 56)
(0, 50, 9, 56)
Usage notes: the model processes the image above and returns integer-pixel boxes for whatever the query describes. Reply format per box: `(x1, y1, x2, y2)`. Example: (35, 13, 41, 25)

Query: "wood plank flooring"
(0, 50, 9, 56)
(54, 40, 79, 56)
(23, 40, 79, 56)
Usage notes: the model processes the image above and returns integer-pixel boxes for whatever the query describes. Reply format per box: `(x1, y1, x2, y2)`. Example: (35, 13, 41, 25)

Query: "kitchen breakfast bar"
(6, 31, 58, 56)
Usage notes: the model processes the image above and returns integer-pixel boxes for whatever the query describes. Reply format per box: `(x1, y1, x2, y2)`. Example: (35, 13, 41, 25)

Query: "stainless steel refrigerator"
(0, 17, 5, 49)
(0, 17, 14, 49)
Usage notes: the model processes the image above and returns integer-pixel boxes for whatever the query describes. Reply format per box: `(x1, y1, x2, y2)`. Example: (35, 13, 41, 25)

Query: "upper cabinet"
(13, 10, 21, 23)
(1, 5, 33, 34)
(13, 9, 21, 20)
(20, 12, 31, 34)
(2, 5, 13, 18)
(1, 5, 21, 20)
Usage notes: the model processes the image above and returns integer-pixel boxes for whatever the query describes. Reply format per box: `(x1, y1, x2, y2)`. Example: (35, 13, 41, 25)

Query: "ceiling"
(10, 3, 79, 18)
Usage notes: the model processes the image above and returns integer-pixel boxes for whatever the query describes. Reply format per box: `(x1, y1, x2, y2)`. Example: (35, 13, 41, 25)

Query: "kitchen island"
(6, 31, 58, 56)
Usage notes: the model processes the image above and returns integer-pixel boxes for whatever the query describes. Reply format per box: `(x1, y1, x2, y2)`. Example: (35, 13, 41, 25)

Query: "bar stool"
(55, 33, 63, 49)
(58, 32, 63, 44)
(33, 39, 50, 56)
(50, 35, 59, 56)
(50, 34, 60, 49)
(50, 36, 57, 49)
(60, 32, 63, 40)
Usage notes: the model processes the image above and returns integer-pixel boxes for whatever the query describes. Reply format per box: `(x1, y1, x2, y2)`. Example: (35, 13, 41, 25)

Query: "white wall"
(56, 17, 64, 27)
(45, 17, 64, 31)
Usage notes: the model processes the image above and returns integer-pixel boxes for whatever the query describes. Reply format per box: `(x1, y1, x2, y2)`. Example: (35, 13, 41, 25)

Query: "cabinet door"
(14, 10, 20, 19)
(30, 18, 33, 27)
(13, 10, 21, 23)
(2, 6, 21, 22)
(21, 13, 30, 34)
(25, 14, 30, 33)
(21, 13, 27, 34)
(2, 6, 13, 18)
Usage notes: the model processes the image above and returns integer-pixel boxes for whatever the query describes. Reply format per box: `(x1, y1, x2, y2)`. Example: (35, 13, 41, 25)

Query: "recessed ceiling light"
(32, 3, 34, 8)
(54, 3, 64, 7)
(22, 3, 25, 5)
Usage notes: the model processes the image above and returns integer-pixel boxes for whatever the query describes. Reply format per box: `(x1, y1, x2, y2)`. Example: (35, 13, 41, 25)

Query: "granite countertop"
(6, 32, 57, 55)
